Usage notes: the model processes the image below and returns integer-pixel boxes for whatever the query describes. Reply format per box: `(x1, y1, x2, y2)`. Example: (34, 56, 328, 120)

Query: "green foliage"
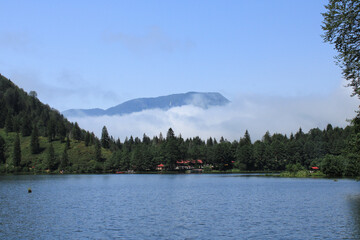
(95, 139, 102, 162)
(30, 125, 40, 154)
(21, 114, 32, 137)
(0, 135, 5, 164)
(343, 153, 360, 177)
(44, 143, 57, 170)
(165, 128, 181, 169)
(60, 146, 69, 170)
(13, 133, 21, 168)
(66, 136, 70, 149)
(0, 128, 112, 174)
(285, 163, 305, 173)
(0, 73, 359, 176)
(85, 131, 90, 147)
(235, 130, 254, 170)
(5, 114, 13, 133)
(322, 0, 360, 97)
(72, 122, 82, 141)
(101, 126, 110, 149)
(321, 154, 345, 177)
(279, 170, 323, 178)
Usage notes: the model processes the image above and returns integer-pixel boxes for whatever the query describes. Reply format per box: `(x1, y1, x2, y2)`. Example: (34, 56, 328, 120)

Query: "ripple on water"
(0, 175, 359, 239)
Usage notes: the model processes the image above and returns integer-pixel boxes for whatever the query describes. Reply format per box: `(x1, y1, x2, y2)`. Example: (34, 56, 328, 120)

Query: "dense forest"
(1, 1, 360, 177)
(0, 74, 359, 177)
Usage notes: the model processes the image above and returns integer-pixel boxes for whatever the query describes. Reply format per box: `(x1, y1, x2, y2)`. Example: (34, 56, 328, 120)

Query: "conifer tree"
(95, 139, 102, 162)
(72, 122, 81, 141)
(101, 126, 110, 149)
(58, 121, 66, 142)
(47, 119, 56, 142)
(85, 131, 90, 147)
(21, 114, 32, 137)
(5, 114, 13, 133)
(13, 133, 21, 167)
(44, 143, 56, 170)
(0, 135, 6, 164)
(60, 146, 69, 170)
(66, 135, 71, 149)
(30, 125, 40, 154)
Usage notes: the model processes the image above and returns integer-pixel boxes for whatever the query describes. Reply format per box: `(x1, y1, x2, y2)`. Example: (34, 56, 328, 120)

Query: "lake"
(0, 174, 360, 239)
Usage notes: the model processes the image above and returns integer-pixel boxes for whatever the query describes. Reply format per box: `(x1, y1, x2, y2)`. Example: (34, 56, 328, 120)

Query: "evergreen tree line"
(101, 124, 360, 177)
(1, 74, 360, 177)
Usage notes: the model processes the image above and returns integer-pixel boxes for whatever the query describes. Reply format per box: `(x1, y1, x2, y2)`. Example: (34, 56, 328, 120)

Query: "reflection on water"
(348, 194, 360, 239)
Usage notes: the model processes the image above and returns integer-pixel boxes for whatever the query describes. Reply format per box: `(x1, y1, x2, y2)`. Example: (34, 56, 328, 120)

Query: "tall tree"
(101, 126, 110, 149)
(165, 128, 180, 169)
(5, 114, 13, 133)
(21, 114, 32, 137)
(47, 118, 56, 142)
(13, 133, 21, 167)
(30, 125, 40, 154)
(44, 143, 56, 170)
(236, 130, 253, 170)
(95, 139, 102, 162)
(0, 135, 6, 164)
(72, 122, 81, 141)
(57, 121, 67, 142)
(60, 146, 69, 170)
(85, 131, 91, 147)
(322, 0, 360, 97)
(66, 135, 71, 149)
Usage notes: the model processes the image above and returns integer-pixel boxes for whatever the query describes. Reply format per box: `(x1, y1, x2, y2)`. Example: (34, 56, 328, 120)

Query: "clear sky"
(0, 0, 359, 140)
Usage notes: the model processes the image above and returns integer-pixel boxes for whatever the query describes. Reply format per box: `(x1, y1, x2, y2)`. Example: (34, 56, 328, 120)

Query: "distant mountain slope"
(63, 92, 230, 117)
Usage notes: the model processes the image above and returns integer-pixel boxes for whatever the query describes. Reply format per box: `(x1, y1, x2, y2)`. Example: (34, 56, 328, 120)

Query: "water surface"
(0, 174, 359, 239)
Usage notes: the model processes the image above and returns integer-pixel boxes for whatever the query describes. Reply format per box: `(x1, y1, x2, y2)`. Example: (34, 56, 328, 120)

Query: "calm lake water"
(1, 174, 360, 239)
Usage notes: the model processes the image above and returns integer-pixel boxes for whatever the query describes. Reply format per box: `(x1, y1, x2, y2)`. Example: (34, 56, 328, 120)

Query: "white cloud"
(5, 69, 120, 111)
(68, 82, 360, 142)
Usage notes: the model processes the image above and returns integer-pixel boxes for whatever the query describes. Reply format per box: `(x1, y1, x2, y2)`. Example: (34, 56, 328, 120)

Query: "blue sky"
(0, 0, 358, 140)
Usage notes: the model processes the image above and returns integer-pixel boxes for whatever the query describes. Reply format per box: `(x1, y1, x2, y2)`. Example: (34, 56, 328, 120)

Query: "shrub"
(321, 155, 345, 177)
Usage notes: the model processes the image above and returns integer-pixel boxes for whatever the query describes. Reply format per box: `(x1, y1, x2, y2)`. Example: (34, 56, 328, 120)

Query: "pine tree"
(95, 139, 102, 162)
(0, 135, 6, 164)
(66, 135, 71, 149)
(5, 114, 13, 133)
(47, 119, 56, 142)
(85, 131, 90, 147)
(72, 122, 81, 141)
(166, 128, 175, 140)
(30, 125, 40, 154)
(21, 114, 32, 137)
(58, 121, 67, 142)
(101, 126, 110, 149)
(165, 128, 180, 169)
(60, 146, 69, 170)
(44, 143, 56, 170)
(13, 133, 21, 167)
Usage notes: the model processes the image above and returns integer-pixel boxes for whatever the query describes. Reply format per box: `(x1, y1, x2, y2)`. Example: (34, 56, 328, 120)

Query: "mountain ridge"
(63, 92, 230, 117)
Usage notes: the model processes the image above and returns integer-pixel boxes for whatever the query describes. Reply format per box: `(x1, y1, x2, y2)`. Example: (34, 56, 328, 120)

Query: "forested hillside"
(0, 73, 359, 177)
(0, 74, 111, 173)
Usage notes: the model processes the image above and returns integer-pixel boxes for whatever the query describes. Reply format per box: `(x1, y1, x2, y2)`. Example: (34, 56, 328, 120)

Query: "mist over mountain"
(63, 92, 230, 117)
